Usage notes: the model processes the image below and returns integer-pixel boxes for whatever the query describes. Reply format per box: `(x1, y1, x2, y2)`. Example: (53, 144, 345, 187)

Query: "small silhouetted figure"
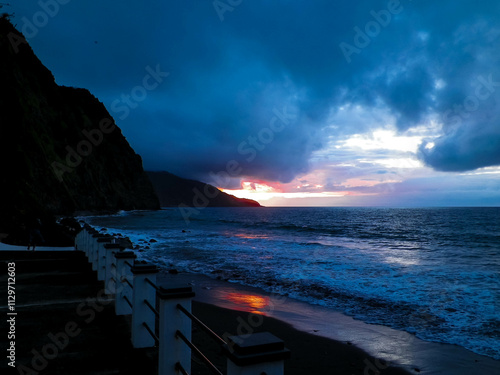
(27, 216, 44, 251)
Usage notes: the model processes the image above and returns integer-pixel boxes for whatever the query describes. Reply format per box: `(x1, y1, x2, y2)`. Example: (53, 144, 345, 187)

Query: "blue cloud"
(9, 0, 500, 183)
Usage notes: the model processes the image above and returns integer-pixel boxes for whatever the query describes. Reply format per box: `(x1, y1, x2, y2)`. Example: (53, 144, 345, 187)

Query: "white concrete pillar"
(91, 234, 105, 270)
(224, 332, 290, 375)
(131, 263, 159, 348)
(158, 286, 195, 375)
(103, 243, 123, 295)
(96, 237, 113, 281)
(114, 251, 136, 316)
(83, 226, 95, 259)
(91, 233, 105, 271)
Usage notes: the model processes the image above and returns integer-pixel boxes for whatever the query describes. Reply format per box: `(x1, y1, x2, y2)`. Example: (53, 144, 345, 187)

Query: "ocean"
(84, 207, 500, 360)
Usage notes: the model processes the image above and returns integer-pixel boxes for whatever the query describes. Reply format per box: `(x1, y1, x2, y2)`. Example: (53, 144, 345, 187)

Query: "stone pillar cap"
(157, 285, 195, 300)
(224, 332, 291, 366)
(97, 237, 113, 243)
(131, 263, 159, 275)
(114, 250, 136, 259)
(105, 243, 125, 249)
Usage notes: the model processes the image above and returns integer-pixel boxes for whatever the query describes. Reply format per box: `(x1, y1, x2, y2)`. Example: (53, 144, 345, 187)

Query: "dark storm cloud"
(10, 0, 500, 183)
(419, 116, 500, 172)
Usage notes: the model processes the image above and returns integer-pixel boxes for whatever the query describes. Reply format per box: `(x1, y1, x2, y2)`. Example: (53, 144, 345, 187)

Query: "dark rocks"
(117, 237, 133, 249)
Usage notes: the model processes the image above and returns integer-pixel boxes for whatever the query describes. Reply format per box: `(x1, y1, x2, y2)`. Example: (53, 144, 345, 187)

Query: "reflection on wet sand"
(219, 291, 270, 315)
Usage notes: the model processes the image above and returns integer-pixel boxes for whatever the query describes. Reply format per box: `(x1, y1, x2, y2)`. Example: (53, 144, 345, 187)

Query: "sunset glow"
(223, 292, 270, 315)
(13, 0, 500, 207)
(221, 181, 346, 203)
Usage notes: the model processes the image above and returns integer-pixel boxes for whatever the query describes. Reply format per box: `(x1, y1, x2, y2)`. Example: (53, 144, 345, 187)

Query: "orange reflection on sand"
(224, 292, 270, 315)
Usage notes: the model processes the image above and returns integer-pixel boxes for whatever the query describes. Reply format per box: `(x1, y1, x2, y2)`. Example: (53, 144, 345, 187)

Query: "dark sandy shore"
(162, 271, 500, 375)
(191, 301, 412, 375)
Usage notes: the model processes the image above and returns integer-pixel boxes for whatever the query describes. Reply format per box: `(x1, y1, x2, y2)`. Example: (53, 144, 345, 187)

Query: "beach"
(162, 270, 500, 375)
(191, 301, 411, 375)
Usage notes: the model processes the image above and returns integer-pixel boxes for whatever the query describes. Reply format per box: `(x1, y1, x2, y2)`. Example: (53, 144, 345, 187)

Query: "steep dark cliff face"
(0, 17, 159, 230)
(147, 171, 261, 208)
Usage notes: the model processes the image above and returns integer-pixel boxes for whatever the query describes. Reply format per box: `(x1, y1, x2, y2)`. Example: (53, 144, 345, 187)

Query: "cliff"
(0, 17, 160, 232)
(147, 171, 261, 208)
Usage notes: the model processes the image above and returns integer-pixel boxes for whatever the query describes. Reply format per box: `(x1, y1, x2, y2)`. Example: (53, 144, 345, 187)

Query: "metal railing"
(75, 223, 290, 375)
(144, 299, 159, 317)
(177, 303, 227, 347)
(123, 295, 133, 308)
(175, 329, 223, 375)
(143, 322, 159, 345)
(123, 277, 133, 289)
(145, 277, 160, 291)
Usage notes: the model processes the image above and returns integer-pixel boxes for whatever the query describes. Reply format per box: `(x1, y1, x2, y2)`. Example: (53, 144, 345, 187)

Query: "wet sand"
(161, 271, 500, 375)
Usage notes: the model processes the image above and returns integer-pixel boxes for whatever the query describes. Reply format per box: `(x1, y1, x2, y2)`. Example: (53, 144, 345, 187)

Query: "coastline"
(159, 270, 500, 375)
(190, 301, 411, 375)
(2, 240, 498, 374)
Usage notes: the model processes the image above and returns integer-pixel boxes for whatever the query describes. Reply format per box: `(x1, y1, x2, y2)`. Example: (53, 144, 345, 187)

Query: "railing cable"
(175, 362, 190, 375)
(123, 278, 133, 289)
(175, 330, 223, 375)
(177, 304, 226, 346)
(144, 299, 159, 317)
(145, 277, 160, 291)
(142, 322, 159, 345)
(123, 295, 133, 309)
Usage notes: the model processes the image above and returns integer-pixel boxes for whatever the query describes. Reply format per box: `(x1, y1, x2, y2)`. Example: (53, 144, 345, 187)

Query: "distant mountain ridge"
(147, 171, 261, 208)
(0, 17, 159, 231)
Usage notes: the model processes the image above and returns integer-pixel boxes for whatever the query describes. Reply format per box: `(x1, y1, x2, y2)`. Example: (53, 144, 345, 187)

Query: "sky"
(8, 0, 500, 206)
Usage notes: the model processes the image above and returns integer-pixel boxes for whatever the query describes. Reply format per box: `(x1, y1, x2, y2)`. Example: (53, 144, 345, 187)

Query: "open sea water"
(85, 207, 500, 359)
